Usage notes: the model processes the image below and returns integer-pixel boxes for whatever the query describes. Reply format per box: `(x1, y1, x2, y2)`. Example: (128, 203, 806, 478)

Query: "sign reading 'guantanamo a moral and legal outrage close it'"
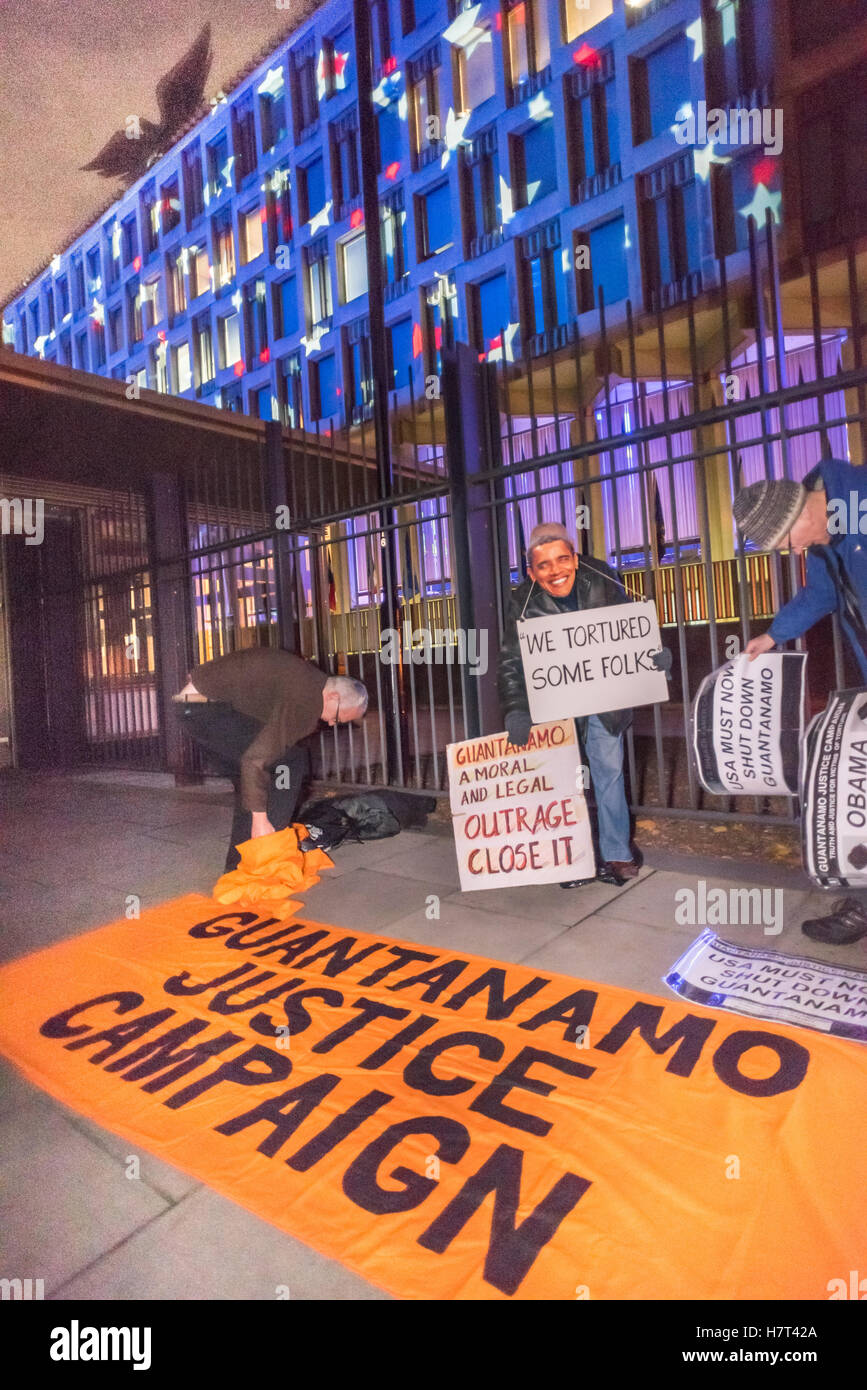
(0, 897, 865, 1300)
(447, 719, 595, 891)
(518, 601, 669, 724)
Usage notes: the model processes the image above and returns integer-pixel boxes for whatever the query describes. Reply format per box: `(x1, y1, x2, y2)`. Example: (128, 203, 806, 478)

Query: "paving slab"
(0, 1100, 170, 1295)
(297, 867, 458, 932)
(53, 1186, 390, 1301)
(382, 896, 573, 963)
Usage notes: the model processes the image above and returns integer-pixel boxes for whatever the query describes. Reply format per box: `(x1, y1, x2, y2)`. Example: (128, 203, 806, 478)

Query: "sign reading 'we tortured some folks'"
(518, 602, 669, 724)
(691, 652, 806, 797)
(447, 719, 595, 891)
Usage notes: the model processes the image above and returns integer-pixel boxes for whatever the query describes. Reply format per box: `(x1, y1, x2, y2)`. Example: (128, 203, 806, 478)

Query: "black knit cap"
(732, 479, 807, 549)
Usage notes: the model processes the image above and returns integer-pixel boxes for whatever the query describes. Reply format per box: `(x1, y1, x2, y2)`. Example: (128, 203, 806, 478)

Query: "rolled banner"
(691, 651, 806, 797)
(801, 687, 867, 888)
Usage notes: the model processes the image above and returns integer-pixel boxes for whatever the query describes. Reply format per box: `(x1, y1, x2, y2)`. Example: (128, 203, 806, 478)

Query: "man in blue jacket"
(733, 457, 867, 943)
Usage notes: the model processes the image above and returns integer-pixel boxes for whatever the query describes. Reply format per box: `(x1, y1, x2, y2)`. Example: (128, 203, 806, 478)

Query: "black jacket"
(497, 554, 634, 738)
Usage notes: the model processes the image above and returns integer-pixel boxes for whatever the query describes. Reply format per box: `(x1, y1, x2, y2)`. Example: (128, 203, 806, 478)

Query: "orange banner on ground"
(0, 895, 864, 1300)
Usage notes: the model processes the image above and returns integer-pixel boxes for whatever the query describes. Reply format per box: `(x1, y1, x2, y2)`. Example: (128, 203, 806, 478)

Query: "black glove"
(651, 648, 673, 678)
(505, 709, 533, 748)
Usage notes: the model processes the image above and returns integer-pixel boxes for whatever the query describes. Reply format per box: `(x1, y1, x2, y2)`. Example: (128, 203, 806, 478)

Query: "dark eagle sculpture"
(80, 24, 214, 185)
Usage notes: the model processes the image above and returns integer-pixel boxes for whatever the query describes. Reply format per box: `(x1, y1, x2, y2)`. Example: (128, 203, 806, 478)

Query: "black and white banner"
(801, 687, 867, 888)
(691, 652, 806, 797)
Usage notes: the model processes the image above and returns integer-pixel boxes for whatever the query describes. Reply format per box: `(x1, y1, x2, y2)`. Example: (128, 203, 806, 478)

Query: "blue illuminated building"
(0, 0, 811, 430)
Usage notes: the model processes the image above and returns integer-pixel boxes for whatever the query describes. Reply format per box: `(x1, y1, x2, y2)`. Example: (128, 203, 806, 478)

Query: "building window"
(389, 316, 414, 390)
(189, 244, 211, 299)
(275, 276, 299, 338)
(207, 132, 230, 200)
(266, 166, 293, 252)
(562, 0, 613, 43)
(127, 282, 143, 344)
(151, 341, 168, 393)
(292, 38, 319, 138)
(255, 385, 275, 421)
(504, 0, 550, 101)
(232, 95, 257, 184)
(322, 24, 352, 98)
(378, 93, 404, 172)
(300, 156, 327, 224)
(258, 68, 287, 152)
(241, 205, 265, 263)
(567, 52, 620, 200)
(56, 276, 70, 320)
(402, 0, 438, 34)
(417, 180, 453, 259)
(104, 220, 121, 286)
(107, 304, 123, 355)
(346, 318, 374, 422)
(140, 279, 161, 332)
(575, 214, 630, 313)
(711, 150, 775, 257)
(279, 352, 304, 428)
(382, 188, 409, 288)
(221, 383, 243, 412)
(86, 247, 101, 295)
(160, 177, 181, 235)
(183, 143, 205, 224)
(453, 17, 496, 111)
(409, 49, 442, 169)
(313, 352, 339, 420)
(71, 254, 86, 313)
(141, 183, 159, 255)
(169, 250, 187, 318)
(339, 231, 368, 304)
(331, 108, 361, 217)
(213, 209, 236, 289)
(471, 270, 511, 354)
(306, 238, 333, 328)
(520, 220, 569, 342)
(75, 331, 88, 369)
(121, 214, 138, 266)
(91, 317, 106, 369)
(631, 33, 691, 145)
(371, 0, 392, 73)
(462, 127, 502, 254)
(796, 62, 866, 252)
(173, 341, 193, 393)
(243, 278, 268, 365)
(43, 283, 56, 332)
(195, 313, 215, 386)
(218, 311, 242, 370)
(512, 116, 557, 208)
(638, 156, 701, 308)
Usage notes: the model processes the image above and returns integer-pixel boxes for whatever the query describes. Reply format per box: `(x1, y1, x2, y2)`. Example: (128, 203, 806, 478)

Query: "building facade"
(4, 0, 861, 435)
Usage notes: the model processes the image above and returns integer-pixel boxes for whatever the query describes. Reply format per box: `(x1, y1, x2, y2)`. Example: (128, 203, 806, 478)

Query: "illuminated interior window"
(218, 311, 241, 369)
(195, 314, 215, 384)
(174, 341, 193, 393)
(170, 250, 187, 316)
(306, 240, 333, 328)
(140, 280, 161, 332)
(213, 210, 235, 288)
(340, 231, 368, 304)
(505, 0, 550, 93)
(190, 245, 211, 299)
(410, 66, 441, 166)
(455, 24, 496, 111)
(563, 0, 613, 44)
(241, 206, 265, 263)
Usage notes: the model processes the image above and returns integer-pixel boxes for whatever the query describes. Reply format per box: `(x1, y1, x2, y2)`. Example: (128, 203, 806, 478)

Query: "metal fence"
(34, 217, 867, 821)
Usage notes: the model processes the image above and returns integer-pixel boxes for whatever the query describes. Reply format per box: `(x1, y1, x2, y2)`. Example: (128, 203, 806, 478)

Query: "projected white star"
(739, 183, 782, 226)
(257, 67, 284, 99)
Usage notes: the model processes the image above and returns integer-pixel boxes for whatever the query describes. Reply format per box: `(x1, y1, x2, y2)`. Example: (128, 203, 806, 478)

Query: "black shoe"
(596, 863, 627, 887)
(559, 877, 597, 889)
(801, 897, 867, 945)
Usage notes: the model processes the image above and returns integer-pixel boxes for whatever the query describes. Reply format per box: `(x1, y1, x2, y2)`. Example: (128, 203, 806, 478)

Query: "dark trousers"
(174, 702, 311, 872)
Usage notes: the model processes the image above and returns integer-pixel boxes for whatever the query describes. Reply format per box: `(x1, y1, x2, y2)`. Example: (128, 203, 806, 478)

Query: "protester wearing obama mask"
(497, 523, 669, 888)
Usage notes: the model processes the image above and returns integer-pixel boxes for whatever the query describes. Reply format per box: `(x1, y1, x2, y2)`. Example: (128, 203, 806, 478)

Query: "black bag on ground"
(298, 791, 437, 851)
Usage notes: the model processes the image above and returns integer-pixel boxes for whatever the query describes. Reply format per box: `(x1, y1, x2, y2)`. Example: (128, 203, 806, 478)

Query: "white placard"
(518, 601, 669, 723)
(447, 719, 595, 891)
(691, 652, 806, 797)
(802, 687, 867, 888)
